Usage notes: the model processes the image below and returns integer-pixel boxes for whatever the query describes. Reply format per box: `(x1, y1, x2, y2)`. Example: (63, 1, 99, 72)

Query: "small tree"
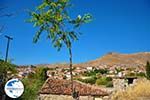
(0, 60, 17, 99)
(28, 0, 92, 97)
(145, 61, 150, 79)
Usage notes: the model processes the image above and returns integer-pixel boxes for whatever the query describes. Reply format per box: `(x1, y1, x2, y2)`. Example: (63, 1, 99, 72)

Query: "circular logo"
(4, 78, 24, 98)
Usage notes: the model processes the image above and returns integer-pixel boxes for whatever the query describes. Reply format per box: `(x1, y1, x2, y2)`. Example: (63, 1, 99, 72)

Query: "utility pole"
(5, 35, 13, 62)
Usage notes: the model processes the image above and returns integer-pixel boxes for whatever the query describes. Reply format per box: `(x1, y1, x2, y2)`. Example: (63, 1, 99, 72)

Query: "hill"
(33, 52, 150, 68)
(79, 52, 150, 67)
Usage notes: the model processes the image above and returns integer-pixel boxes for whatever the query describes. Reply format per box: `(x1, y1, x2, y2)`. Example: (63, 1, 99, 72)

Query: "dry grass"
(111, 79, 150, 100)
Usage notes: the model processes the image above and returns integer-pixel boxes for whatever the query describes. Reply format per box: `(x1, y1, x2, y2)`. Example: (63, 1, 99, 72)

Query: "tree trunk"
(69, 47, 73, 94)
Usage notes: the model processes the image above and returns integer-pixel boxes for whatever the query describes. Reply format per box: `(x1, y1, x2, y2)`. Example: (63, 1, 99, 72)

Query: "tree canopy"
(28, 0, 92, 50)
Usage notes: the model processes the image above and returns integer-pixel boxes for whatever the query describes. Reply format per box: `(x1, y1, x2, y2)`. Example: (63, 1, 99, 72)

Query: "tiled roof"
(39, 78, 109, 96)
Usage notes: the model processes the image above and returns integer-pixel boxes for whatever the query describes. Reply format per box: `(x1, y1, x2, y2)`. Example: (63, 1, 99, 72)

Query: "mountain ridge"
(22, 52, 150, 68)
(80, 52, 150, 67)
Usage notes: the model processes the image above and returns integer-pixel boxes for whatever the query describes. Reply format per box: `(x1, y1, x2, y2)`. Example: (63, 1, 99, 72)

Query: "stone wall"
(113, 78, 138, 91)
(113, 78, 128, 91)
(38, 94, 110, 100)
(38, 94, 94, 100)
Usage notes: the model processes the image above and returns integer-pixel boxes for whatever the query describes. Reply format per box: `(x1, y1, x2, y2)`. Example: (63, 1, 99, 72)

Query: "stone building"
(38, 78, 109, 100)
(113, 76, 137, 91)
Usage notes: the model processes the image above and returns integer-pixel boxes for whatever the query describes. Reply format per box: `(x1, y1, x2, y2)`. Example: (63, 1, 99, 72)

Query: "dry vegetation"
(111, 79, 150, 100)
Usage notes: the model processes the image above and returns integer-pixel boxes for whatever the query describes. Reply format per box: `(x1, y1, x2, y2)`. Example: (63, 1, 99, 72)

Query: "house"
(87, 67, 93, 71)
(38, 78, 109, 100)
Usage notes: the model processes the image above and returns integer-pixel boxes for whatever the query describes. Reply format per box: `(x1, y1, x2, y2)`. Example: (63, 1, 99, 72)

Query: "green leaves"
(0, 61, 17, 83)
(33, 26, 44, 43)
(69, 13, 92, 28)
(28, 0, 92, 51)
(69, 31, 78, 41)
(54, 37, 63, 51)
(20, 67, 48, 100)
(82, 13, 93, 23)
(37, 2, 48, 10)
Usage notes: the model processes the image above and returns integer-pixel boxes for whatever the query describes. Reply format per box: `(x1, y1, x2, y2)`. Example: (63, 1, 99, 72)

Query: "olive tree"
(28, 0, 92, 97)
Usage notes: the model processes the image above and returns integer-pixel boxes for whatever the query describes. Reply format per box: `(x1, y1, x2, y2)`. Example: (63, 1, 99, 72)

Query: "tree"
(0, 61, 17, 83)
(0, 60, 17, 99)
(145, 61, 150, 79)
(28, 0, 92, 97)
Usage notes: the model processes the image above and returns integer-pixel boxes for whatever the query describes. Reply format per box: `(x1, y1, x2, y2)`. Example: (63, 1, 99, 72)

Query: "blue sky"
(0, 0, 150, 65)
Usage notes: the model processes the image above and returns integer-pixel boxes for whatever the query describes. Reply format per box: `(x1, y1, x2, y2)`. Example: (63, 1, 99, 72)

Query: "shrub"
(19, 67, 49, 100)
(126, 72, 136, 77)
(95, 69, 108, 75)
(83, 69, 108, 76)
(96, 77, 113, 86)
(96, 77, 108, 85)
(136, 72, 146, 77)
(106, 81, 113, 87)
(77, 76, 97, 84)
(115, 67, 124, 73)
(83, 70, 97, 76)
(34, 67, 49, 81)
(106, 77, 112, 81)
(0, 61, 17, 99)
(20, 79, 42, 100)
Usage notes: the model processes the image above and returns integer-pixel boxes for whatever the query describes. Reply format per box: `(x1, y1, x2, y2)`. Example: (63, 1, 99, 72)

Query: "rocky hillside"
(79, 52, 150, 67)
(34, 52, 150, 68)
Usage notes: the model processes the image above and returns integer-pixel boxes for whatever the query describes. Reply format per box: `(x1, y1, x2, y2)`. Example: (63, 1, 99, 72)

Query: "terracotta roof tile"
(39, 78, 109, 96)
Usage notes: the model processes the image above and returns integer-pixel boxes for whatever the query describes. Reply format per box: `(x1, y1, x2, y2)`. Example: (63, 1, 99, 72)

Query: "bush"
(0, 61, 17, 76)
(96, 77, 113, 86)
(115, 67, 124, 73)
(83, 69, 108, 77)
(95, 69, 108, 75)
(96, 77, 108, 85)
(19, 67, 49, 100)
(77, 76, 97, 85)
(83, 71, 97, 76)
(0, 61, 17, 99)
(126, 72, 136, 77)
(106, 81, 113, 87)
(0, 61, 17, 82)
(136, 72, 146, 77)
(19, 79, 42, 100)
(106, 77, 113, 81)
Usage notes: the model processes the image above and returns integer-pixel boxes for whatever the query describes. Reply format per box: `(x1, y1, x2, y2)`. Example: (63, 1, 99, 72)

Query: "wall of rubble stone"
(38, 94, 94, 100)
(113, 78, 138, 91)
(113, 78, 127, 91)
